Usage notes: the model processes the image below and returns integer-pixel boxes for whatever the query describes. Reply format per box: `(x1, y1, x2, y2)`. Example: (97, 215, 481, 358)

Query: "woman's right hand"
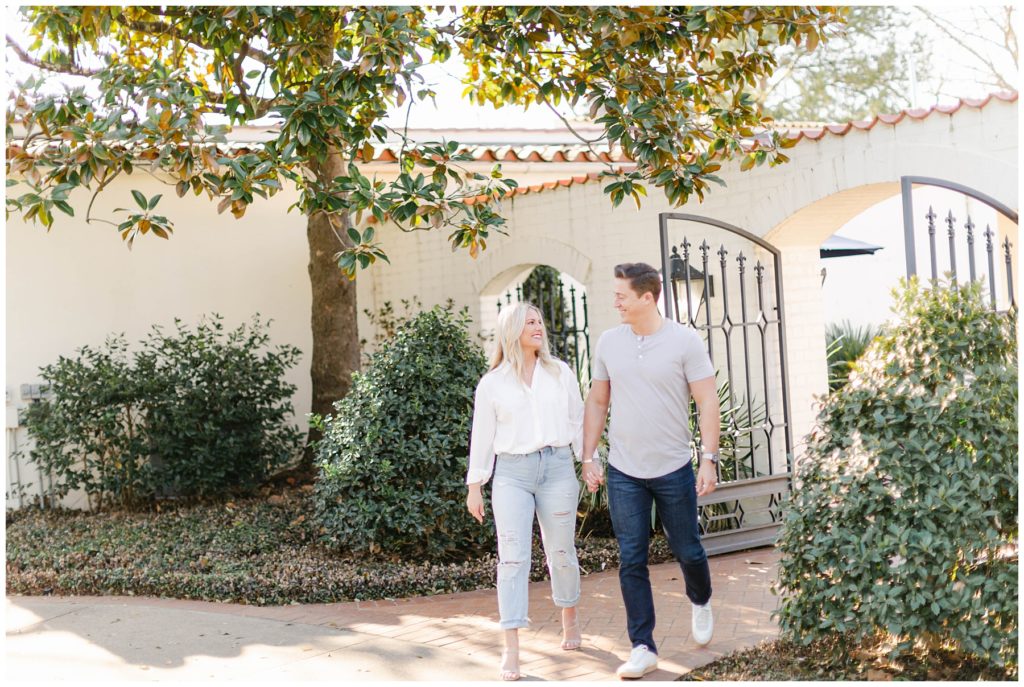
(466, 484, 485, 523)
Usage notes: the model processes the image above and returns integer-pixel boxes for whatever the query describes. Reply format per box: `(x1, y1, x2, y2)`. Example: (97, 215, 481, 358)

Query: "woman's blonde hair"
(490, 302, 560, 383)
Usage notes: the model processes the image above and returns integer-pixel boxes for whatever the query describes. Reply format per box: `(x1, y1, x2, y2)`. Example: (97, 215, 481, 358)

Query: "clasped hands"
(582, 461, 604, 493)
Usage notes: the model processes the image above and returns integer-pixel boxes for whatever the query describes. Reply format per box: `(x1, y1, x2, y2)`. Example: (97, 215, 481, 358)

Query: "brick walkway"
(125, 546, 781, 681)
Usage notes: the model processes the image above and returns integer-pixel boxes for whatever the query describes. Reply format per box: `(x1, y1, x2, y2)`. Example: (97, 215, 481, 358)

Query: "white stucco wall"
(5, 176, 312, 508)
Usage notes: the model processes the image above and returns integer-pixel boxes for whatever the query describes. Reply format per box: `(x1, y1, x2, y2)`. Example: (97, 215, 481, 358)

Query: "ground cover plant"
(679, 633, 1015, 681)
(7, 487, 1009, 680)
(6, 484, 672, 605)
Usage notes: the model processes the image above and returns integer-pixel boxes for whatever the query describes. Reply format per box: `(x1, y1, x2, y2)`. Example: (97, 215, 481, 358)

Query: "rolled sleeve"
(466, 378, 497, 485)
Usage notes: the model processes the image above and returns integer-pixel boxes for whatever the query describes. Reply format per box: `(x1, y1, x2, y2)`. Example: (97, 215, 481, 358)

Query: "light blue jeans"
(491, 445, 581, 630)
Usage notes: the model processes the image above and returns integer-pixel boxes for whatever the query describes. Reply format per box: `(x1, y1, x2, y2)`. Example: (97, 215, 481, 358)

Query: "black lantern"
(669, 245, 714, 322)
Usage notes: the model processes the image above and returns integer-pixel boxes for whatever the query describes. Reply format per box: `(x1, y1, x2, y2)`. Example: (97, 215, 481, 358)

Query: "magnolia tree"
(6, 6, 843, 453)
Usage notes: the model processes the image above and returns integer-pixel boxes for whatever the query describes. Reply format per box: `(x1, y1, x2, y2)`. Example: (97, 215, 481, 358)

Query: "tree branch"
(9, 31, 277, 119)
(114, 13, 275, 66)
(1001, 6, 1017, 64)
(230, 41, 257, 116)
(85, 168, 124, 227)
(916, 8, 1014, 90)
(6, 34, 102, 76)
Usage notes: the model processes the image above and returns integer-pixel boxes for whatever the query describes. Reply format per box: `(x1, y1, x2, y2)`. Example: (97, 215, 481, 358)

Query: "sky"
(4, 5, 1018, 131)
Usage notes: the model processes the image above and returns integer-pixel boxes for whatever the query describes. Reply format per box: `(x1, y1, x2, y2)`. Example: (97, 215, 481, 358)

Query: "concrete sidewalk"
(6, 548, 780, 681)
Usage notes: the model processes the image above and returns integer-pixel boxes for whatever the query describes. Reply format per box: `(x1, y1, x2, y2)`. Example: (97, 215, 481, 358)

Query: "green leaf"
(686, 15, 707, 31)
(131, 190, 148, 210)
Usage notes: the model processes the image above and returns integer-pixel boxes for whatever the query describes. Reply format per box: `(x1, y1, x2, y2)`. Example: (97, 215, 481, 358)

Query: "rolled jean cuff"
(499, 618, 530, 630)
(552, 593, 580, 608)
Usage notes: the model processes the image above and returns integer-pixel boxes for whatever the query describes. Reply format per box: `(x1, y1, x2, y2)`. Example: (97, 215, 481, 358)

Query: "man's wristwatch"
(701, 450, 720, 466)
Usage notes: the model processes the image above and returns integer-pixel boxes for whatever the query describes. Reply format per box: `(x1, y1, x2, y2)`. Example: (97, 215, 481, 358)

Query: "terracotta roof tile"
(779, 91, 1018, 144)
(876, 112, 904, 125)
(462, 171, 609, 206)
(463, 90, 1017, 207)
(11, 92, 1015, 181)
(359, 92, 1020, 162)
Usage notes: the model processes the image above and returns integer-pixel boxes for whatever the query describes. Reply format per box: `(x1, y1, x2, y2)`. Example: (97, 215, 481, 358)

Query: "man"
(582, 262, 720, 679)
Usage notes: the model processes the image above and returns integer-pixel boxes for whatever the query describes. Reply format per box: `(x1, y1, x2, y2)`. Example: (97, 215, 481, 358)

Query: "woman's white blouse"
(466, 360, 587, 486)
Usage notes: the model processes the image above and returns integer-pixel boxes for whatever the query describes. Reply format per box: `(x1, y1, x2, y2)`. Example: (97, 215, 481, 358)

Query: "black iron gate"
(659, 213, 793, 555)
(497, 266, 591, 383)
(901, 176, 1017, 311)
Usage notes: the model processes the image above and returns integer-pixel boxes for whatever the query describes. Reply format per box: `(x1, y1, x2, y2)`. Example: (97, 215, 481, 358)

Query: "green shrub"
(776, 278, 1017, 669)
(21, 336, 148, 510)
(313, 305, 492, 560)
(135, 316, 303, 499)
(23, 315, 302, 509)
(359, 296, 424, 364)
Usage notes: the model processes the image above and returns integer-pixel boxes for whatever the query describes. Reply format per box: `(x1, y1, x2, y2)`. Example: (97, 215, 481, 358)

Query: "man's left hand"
(696, 461, 718, 497)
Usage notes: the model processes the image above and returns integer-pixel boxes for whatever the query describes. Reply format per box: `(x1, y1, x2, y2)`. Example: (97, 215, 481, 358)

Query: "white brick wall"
(361, 97, 1017, 470)
(6, 98, 1017, 507)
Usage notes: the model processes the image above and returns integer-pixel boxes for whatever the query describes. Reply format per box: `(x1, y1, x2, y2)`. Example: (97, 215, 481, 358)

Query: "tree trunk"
(304, 149, 360, 469)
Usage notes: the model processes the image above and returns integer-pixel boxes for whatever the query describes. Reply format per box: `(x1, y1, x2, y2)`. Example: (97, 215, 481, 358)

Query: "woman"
(466, 302, 590, 681)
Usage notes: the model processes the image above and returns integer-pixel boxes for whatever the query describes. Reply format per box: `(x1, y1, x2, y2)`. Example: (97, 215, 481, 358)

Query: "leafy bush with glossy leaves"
(22, 335, 147, 510)
(313, 305, 492, 560)
(23, 316, 302, 510)
(776, 278, 1017, 669)
(134, 316, 304, 500)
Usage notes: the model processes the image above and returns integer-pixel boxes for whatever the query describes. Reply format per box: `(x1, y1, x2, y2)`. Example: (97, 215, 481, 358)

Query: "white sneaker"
(616, 644, 658, 679)
(692, 601, 714, 646)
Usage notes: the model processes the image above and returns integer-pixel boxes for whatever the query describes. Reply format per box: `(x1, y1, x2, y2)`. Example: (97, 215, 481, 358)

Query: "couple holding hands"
(466, 262, 722, 680)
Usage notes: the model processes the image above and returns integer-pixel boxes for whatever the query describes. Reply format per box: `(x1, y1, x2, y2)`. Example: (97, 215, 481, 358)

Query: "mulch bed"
(678, 633, 1014, 681)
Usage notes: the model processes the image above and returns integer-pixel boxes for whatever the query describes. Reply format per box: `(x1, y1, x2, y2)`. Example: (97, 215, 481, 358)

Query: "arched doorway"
(484, 265, 592, 383)
(901, 176, 1018, 311)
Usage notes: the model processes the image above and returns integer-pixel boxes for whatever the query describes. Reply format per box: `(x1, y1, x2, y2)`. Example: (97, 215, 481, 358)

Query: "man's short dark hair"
(614, 262, 662, 302)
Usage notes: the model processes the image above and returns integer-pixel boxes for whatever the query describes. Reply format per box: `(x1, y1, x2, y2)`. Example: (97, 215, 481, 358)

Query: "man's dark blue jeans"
(607, 462, 712, 654)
